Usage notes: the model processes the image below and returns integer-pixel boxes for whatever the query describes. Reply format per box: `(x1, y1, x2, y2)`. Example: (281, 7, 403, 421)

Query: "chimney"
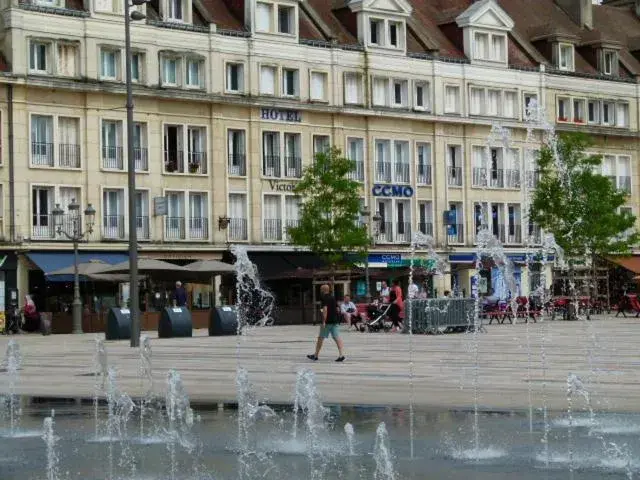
(554, 0, 593, 29)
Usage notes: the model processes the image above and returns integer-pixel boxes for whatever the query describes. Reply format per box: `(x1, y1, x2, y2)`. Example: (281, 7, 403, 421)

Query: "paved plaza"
(0, 316, 638, 412)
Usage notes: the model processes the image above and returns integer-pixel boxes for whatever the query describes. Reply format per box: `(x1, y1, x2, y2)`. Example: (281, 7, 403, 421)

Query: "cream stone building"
(0, 0, 636, 315)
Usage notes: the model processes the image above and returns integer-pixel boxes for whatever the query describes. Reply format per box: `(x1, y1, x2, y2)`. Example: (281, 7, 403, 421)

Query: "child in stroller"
(365, 301, 393, 332)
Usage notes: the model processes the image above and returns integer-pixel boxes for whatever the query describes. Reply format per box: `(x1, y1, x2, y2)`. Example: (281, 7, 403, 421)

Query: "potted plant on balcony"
(165, 160, 177, 173)
(188, 161, 200, 174)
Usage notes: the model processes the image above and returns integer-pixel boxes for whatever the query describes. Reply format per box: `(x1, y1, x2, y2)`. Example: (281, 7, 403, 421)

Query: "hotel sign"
(268, 180, 297, 191)
(261, 108, 302, 123)
(372, 184, 414, 198)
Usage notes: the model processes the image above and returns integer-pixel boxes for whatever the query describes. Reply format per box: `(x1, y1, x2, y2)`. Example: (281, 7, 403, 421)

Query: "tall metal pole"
(125, 0, 140, 348)
(72, 235, 82, 334)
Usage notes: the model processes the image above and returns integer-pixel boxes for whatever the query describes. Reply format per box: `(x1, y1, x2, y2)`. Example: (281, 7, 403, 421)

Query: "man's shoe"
(335, 356, 346, 362)
(307, 354, 318, 361)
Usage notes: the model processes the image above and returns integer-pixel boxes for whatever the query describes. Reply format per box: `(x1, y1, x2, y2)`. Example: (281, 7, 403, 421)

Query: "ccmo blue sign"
(372, 185, 414, 198)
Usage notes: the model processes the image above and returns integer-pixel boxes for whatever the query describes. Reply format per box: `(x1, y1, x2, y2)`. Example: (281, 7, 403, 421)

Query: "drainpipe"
(8, 84, 15, 243)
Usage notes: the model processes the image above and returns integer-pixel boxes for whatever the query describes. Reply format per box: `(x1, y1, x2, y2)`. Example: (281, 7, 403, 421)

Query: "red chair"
(618, 294, 640, 318)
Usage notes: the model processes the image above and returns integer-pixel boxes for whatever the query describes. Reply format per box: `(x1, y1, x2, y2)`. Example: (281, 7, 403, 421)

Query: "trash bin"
(209, 306, 238, 336)
(105, 307, 132, 340)
(158, 307, 192, 338)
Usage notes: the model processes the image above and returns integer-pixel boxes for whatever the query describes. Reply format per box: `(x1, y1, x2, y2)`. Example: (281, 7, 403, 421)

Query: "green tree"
(288, 146, 370, 272)
(530, 132, 638, 295)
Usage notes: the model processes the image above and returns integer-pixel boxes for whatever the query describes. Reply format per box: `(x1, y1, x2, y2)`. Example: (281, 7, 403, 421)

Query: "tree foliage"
(530, 132, 638, 262)
(288, 146, 369, 266)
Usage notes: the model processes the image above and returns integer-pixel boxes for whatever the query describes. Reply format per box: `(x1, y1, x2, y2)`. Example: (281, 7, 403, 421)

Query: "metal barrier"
(405, 298, 476, 334)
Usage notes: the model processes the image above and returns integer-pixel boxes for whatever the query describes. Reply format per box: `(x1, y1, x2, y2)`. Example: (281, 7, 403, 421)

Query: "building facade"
(0, 0, 636, 310)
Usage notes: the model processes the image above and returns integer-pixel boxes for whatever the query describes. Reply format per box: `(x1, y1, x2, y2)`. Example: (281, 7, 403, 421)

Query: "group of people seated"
(338, 280, 406, 332)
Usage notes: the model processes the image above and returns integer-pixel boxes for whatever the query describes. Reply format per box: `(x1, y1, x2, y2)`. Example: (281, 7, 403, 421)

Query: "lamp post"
(53, 200, 96, 334)
(126, 0, 148, 348)
(361, 207, 382, 302)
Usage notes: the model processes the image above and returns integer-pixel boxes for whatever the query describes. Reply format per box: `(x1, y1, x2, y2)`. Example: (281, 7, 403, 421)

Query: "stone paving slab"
(0, 316, 638, 412)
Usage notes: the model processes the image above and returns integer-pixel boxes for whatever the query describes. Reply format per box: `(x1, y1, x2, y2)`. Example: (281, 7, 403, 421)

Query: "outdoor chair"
(616, 294, 640, 318)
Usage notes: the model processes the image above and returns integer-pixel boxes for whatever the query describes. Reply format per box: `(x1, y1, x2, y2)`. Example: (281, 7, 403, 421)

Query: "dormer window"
(278, 5, 294, 34)
(558, 43, 574, 71)
(370, 19, 383, 45)
(602, 50, 618, 76)
(168, 0, 183, 21)
(256, 2, 274, 33)
(389, 22, 401, 47)
(473, 32, 506, 62)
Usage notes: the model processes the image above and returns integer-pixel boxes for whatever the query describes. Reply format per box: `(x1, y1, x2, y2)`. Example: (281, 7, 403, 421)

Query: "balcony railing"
(491, 225, 506, 243)
(31, 213, 78, 239)
(376, 221, 393, 243)
(229, 218, 248, 241)
(394, 163, 410, 183)
(32, 142, 54, 166)
(526, 170, 540, 189)
(103, 146, 124, 170)
(136, 216, 150, 240)
(284, 156, 302, 178)
(134, 147, 148, 171)
(58, 144, 80, 168)
(489, 169, 504, 188)
(263, 155, 281, 177)
(189, 217, 208, 239)
(506, 225, 522, 244)
(395, 222, 412, 243)
(472, 167, 488, 187)
(228, 154, 247, 176)
(505, 169, 521, 189)
(418, 222, 433, 236)
(348, 160, 364, 181)
(102, 215, 125, 240)
(187, 151, 207, 174)
(447, 223, 464, 244)
(417, 164, 432, 185)
(164, 149, 184, 173)
(527, 225, 542, 245)
(619, 176, 631, 193)
(165, 217, 186, 240)
(375, 162, 392, 183)
(284, 219, 300, 241)
(264, 218, 282, 241)
(448, 167, 462, 186)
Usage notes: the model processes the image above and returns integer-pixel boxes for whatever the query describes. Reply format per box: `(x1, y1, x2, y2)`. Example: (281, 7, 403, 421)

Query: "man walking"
(307, 284, 345, 362)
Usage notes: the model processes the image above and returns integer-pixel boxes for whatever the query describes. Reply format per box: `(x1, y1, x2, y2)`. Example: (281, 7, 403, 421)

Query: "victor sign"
(269, 180, 297, 191)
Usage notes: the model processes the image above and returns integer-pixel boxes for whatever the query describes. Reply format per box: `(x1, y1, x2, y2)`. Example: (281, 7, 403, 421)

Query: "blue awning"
(27, 252, 129, 282)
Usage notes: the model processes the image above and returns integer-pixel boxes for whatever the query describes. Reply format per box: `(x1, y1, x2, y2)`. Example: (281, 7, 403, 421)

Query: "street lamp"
(53, 199, 96, 334)
(126, 0, 148, 348)
(361, 207, 382, 302)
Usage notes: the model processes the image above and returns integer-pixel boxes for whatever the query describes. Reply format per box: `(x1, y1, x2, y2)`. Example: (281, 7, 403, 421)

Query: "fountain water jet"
(93, 337, 108, 440)
(344, 423, 355, 456)
(138, 334, 153, 440)
(42, 410, 60, 480)
(2, 340, 22, 436)
(373, 422, 396, 480)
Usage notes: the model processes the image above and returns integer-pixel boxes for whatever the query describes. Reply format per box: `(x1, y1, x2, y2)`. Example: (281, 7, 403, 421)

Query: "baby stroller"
(366, 303, 393, 332)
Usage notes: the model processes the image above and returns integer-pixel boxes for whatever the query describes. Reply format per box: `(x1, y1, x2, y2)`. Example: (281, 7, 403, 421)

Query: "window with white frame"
(133, 122, 148, 171)
(389, 21, 403, 48)
(31, 187, 53, 237)
(31, 115, 54, 166)
(393, 141, 410, 183)
(347, 138, 364, 181)
(444, 85, 460, 114)
(603, 100, 616, 126)
(370, 18, 383, 45)
(263, 194, 282, 241)
(284, 196, 301, 237)
(187, 127, 207, 174)
(277, 4, 294, 34)
(101, 120, 123, 170)
(573, 98, 586, 123)
(256, 2, 274, 33)
(392, 80, 408, 107)
(344, 72, 363, 105)
(260, 65, 277, 95)
(161, 56, 179, 86)
(282, 68, 299, 97)
(469, 87, 484, 116)
(491, 34, 506, 62)
(524, 93, 538, 117)
(487, 89, 500, 116)
(310, 71, 327, 102)
(226, 63, 244, 93)
(469, 86, 516, 118)
(135, 190, 150, 239)
(167, 0, 183, 21)
(603, 50, 617, 76)
(503, 91, 516, 118)
(474, 32, 489, 60)
(558, 43, 574, 71)
(414, 81, 430, 111)
(166, 191, 185, 239)
(94, 0, 115, 13)
(185, 58, 203, 88)
(312, 135, 330, 156)
(588, 99, 600, 124)
(372, 77, 389, 107)
(557, 97, 570, 122)
(131, 52, 143, 82)
(57, 43, 78, 77)
(228, 130, 246, 176)
(616, 102, 629, 127)
(473, 31, 506, 62)
(100, 47, 119, 80)
(29, 41, 49, 73)
(228, 193, 248, 241)
(416, 143, 431, 185)
(102, 189, 125, 239)
(188, 192, 208, 239)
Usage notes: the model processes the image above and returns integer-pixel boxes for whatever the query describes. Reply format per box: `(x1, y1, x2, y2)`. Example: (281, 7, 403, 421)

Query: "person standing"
(174, 281, 187, 307)
(408, 280, 419, 299)
(308, 284, 345, 362)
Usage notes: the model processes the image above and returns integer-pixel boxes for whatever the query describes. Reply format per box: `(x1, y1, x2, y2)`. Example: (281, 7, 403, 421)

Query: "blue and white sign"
(368, 254, 402, 264)
(372, 185, 414, 198)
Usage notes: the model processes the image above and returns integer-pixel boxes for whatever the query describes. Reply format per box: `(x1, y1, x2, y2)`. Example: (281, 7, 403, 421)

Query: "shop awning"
(27, 252, 129, 282)
(247, 252, 326, 280)
(608, 256, 640, 274)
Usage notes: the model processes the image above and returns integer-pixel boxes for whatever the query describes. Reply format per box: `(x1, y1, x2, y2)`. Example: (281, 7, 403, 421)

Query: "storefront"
(0, 252, 18, 330)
